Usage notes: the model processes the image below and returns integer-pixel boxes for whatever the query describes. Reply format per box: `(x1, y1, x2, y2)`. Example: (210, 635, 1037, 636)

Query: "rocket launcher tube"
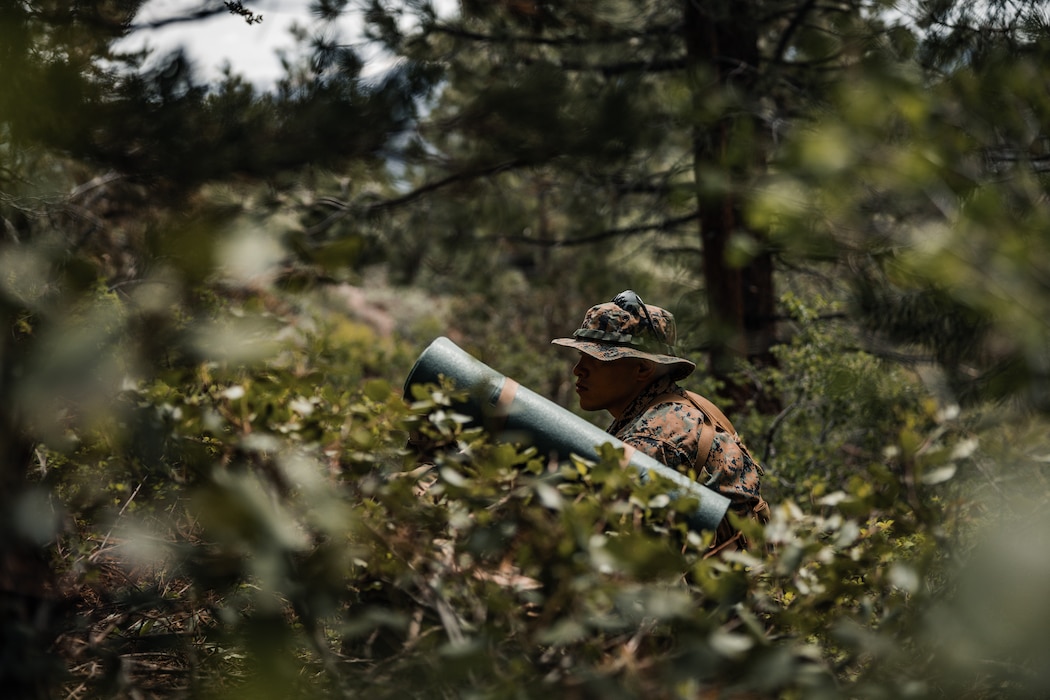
(404, 336, 730, 533)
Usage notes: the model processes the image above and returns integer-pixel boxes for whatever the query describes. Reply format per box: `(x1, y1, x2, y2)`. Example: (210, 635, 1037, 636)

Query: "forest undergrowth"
(17, 285, 1045, 700)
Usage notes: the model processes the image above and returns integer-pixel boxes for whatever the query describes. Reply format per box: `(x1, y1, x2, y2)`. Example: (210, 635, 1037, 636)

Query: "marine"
(552, 290, 769, 551)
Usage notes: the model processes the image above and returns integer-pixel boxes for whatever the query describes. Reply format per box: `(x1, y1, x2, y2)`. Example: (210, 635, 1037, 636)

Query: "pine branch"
(498, 211, 701, 247)
(306, 159, 530, 237)
(431, 22, 683, 48)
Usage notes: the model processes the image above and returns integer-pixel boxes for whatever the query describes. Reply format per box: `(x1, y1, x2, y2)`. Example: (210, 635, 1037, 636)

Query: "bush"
(12, 278, 1048, 700)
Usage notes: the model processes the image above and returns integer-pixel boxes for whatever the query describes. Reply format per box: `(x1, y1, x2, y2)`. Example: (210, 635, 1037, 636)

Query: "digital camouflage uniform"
(552, 290, 768, 552)
(607, 374, 767, 550)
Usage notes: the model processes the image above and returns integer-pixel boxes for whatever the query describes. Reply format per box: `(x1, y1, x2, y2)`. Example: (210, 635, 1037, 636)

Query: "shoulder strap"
(682, 391, 736, 436)
(653, 390, 737, 470)
(683, 391, 763, 474)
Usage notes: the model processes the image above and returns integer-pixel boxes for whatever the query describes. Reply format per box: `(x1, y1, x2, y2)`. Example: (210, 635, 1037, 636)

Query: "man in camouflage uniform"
(552, 290, 768, 552)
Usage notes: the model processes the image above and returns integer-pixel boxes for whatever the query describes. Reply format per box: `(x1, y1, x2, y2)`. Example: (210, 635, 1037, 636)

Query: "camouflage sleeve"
(702, 432, 763, 518)
(618, 401, 696, 473)
(621, 433, 692, 474)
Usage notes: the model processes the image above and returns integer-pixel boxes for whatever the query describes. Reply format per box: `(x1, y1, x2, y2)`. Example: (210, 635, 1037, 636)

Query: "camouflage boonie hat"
(551, 290, 696, 380)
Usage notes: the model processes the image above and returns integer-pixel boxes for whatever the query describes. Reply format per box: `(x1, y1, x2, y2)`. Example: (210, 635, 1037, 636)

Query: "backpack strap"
(686, 391, 735, 469)
(653, 390, 737, 470)
(682, 391, 736, 436)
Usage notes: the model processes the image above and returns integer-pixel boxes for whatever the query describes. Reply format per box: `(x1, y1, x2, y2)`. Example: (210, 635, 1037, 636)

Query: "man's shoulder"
(630, 397, 707, 436)
(646, 390, 709, 420)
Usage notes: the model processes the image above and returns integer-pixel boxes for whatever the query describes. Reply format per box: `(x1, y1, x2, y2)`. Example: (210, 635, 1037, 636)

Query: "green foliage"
(6, 1, 1050, 699)
(750, 14, 1050, 410)
(757, 292, 930, 495)
(26, 281, 1046, 698)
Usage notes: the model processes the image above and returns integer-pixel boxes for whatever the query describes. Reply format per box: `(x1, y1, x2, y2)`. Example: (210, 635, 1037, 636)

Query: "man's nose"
(573, 358, 586, 377)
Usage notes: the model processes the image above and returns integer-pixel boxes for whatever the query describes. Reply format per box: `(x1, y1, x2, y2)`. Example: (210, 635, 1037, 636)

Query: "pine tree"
(328, 0, 913, 412)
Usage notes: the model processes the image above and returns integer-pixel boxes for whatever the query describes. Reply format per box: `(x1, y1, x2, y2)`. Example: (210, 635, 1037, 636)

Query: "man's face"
(572, 353, 645, 418)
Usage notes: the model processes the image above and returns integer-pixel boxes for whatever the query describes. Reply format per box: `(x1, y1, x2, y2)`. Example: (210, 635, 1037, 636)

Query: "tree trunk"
(684, 0, 780, 414)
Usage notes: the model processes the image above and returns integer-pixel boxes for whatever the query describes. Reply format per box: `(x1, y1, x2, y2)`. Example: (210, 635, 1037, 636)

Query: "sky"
(114, 0, 376, 87)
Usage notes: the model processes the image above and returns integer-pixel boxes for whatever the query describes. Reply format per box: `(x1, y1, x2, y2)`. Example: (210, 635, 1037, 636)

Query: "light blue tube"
(404, 336, 730, 532)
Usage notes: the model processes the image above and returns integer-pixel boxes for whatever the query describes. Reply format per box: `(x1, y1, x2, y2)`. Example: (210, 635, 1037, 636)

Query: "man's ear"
(634, 359, 658, 382)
